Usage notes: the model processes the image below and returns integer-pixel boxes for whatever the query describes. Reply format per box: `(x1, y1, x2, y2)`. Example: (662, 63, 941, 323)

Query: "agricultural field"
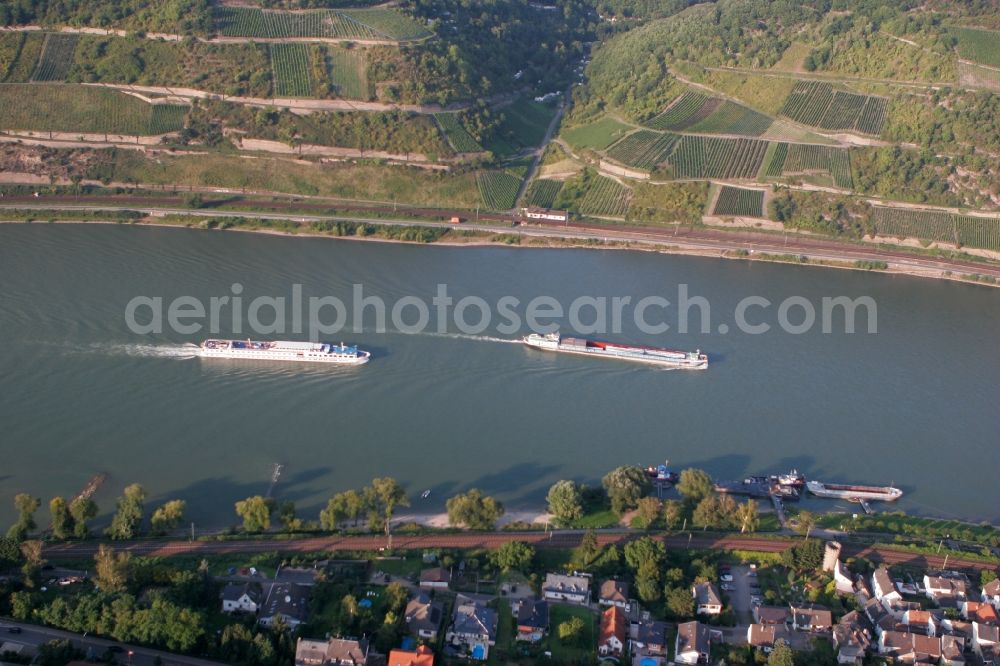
(214, 7, 428, 42)
(779, 81, 887, 136)
(477, 170, 521, 210)
(326, 47, 369, 99)
(950, 27, 1000, 69)
(667, 136, 770, 180)
(561, 116, 631, 150)
(605, 130, 679, 171)
(686, 101, 773, 137)
(271, 43, 312, 97)
(713, 185, 765, 217)
(2, 32, 44, 83)
(781, 144, 853, 189)
(761, 142, 788, 178)
(958, 61, 1000, 91)
(955, 215, 1000, 251)
(871, 207, 956, 244)
(0, 84, 187, 135)
(32, 34, 79, 82)
(489, 98, 558, 155)
(525, 179, 564, 208)
(578, 175, 631, 217)
(645, 92, 718, 131)
(434, 113, 482, 152)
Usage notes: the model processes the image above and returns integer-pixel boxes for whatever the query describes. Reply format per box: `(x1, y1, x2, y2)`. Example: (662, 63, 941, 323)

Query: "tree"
(767, 639, 795, 666)
(0, 536, 22, 569)
(693, 494, 737, 530)
(446, 489, 504, 530)
(69, 497, 98, 538)
(796, 510, 816, 536)
(578, 529, 600, 565)
(107, 483, 146, 540)
(19, 540, 44, 588)
(319, 494, 349, 531)
(635, 558, 662, 602)
(636, 497, 661, 528)
(602, 466, 651, 514)
(277, 500, 302, 532)
(624, 536, 666, 571)
(150, 500, 186, 534)
(665, 585, 695, 618)
(557, 616, 585, 644)
(49, 497, 74, 540)
(982, 569, 998, 587)
(736, 500, 760, 534)
(7, 493, 40, 541)
(677, 469, 713, 504)
(235, 496, 274, 532)
(491, 541, 535, 571)
(367, 477, 409, 536)
(663, 499, 684, 530)
(546, 480, 584, 525)
(94, 544, 130, 593)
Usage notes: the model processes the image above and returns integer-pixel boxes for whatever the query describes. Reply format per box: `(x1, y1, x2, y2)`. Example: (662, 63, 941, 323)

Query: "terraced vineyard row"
(686, 101, 773, 137)
(668, 136, 770, 180)
(605, 130, 679, 170)
(578, 175, 631, 217)
(215, 7, 419, 41)
(525, 179, 564, 208)
(31, 34, 78, 82)
(782, 144, 853, 189)
(645, 92, 717, 131)
(872, 207, 1000, 251)
(761, 142, 788, 178)
(477, 170, 520, 210)
(435, 113, 482, 152)
(271, 43, 312, 97)
(779, 81, 887, 136)
(713, 186, 765, 217)
(326, 48, 369, 99)
(955, 215, 1000, 251)
(951, 26, 1000, 69)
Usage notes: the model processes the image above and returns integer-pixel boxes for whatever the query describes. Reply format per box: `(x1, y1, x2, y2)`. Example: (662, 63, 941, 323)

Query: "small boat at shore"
(807, 480, 903, 502)
(198, 339, 370, 365)
(523, 332, 707, 369)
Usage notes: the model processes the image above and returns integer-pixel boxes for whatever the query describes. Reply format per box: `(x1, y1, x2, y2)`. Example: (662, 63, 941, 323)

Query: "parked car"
(7, 627, 22, 634)
(721, 583, 734, 591)
(720, 574, 734, 582)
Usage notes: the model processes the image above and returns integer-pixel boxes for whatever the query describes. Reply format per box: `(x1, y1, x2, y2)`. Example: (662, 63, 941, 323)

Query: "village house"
(692, 582, 722, 616)
(419, 567, 451, 590)
(674, 621, 712, 665)
(901, 609, 937, 636)
(599, 580, 631, 611)
(598, 605, 626, 659)
(387, 645, 434, 666)
(747, 623, 793, 653)
(983, 578, 1000, 611)
(962, 600, 999, 625)
(832, 611, 873, 664)
(924, 573, 969, 607)
(512, 598, 548, 642)
(294, 637, 369, 666)
(543, 573, 590, 605)
(259, 582, 309, 629)
(790, 604, 833, 632)
(405, 593, 444, 640)
(974, 622, 1000, 664)
(833, 560, 856, 595)
(221, 581, 264, 614)
(878, 630, 942, 664)
(447, 595, 498, 660)
(940, 634, 966, 666)
(872, 567, 902, 605)
(630, 619, 669, 657)
(754, 606, 791, 625)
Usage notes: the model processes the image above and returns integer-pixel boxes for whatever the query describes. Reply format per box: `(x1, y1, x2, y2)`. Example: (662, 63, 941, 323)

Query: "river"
(1, 224, 997, 527)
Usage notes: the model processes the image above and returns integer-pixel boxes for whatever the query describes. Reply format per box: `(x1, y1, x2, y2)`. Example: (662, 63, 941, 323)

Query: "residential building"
(941, 634, 966, 666)
(631, 619, 668, 657)
(598, 605, 627, 659)
(754, 606, 791, 626)
(387, 645, 434, 666)
(833, 560, 855, 595)
(692, 582, 722, 616)
(674, 621, 711, 665)
(259, 582, 309, 629)
(878, 630, 942, 663)
(872, 568, 901, 604)
(924, 574, 968, 607)
(747, 624, 792, 653)
(962, 601, 999, 625)
(833, 611, 873, 664)
(983, 578, 1000, 611)
(295, 637, 369, 666)
(405, 593, 444, 640)
(513, 598, 548, 642)
(447, 595, 498, 660)
(974, 622, 1000, 663)
(543, 573, 590, 605)
(790, 604, 833, 632)
(419, 567, 451, 590)
(901, 609, 936, 636)
(221, 581, 263, 614)
(599, 580, 631, 611)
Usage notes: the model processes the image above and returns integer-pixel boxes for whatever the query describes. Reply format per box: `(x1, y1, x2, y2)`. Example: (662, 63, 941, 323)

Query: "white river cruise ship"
(198, 339, 370, 365)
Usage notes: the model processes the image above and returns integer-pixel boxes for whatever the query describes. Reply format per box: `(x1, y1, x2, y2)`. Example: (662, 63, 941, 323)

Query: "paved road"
(0, 620, 224, 666)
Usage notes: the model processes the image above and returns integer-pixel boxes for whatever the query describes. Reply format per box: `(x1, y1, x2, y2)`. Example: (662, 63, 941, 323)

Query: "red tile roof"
(599, 606, 626, 644)
(388, 645, 434, 666)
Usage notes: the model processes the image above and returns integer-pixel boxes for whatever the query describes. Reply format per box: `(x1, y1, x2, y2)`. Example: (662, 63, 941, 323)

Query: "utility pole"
(190, 521, 195, 542)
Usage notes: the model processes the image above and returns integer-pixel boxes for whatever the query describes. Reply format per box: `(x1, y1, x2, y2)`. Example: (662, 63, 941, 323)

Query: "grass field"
(779, 81, 886, 136)
(32, 34, 79, 82)
(477, 170, 521, 210)
(214, 6, 429, 41)
(326, 47, 369, 99)
(271, 43, 312, 97)
(561, 116, 631, 150)
(668, 136, 770, 180)
(525, 178, 564, 208)
(605, 130, 679, 171)
(782, 144, 853, 189)
(435, 113, 482, 152)
(0, 84, 187, 135)
(488, 98, 557, 156)
(713, 185, 765, 217)
(547, 605, 596, 662)
(578, 175, 631, 217)
(951, 26, 1000, 69)
(958, 61, 1000, 90)
(2, 32, 44, 83)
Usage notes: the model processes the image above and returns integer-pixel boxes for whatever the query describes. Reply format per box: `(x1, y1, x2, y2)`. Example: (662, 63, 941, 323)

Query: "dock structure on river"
(71, 473, 106, 504)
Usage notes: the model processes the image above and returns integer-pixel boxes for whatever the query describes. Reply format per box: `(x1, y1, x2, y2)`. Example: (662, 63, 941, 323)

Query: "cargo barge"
(523, 332, 707, 369)
(806, 480, 903, 502)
